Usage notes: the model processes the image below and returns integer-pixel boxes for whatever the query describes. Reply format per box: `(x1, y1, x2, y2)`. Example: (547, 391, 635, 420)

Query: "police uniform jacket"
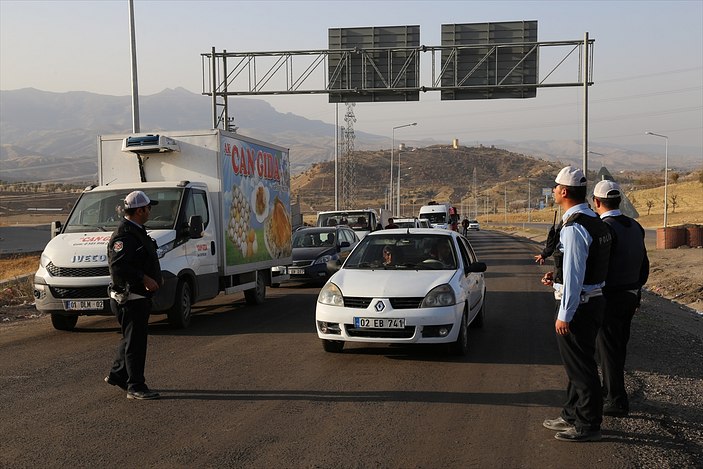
(552, 204, 612, 322)
(601, 209, 650, 293)
(108, 218, 162, 297)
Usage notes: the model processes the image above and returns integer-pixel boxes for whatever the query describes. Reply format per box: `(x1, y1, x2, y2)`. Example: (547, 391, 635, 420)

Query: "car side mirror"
(50, 220, 62, 239)
(338, 241, 350, 251)
(188, 215, 204, 239)
(466, 261, 487, 274)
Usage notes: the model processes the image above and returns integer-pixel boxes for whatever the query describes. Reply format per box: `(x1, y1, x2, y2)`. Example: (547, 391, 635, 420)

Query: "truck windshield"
(419, 212, 447, 224)
(63, 188, 184, 233)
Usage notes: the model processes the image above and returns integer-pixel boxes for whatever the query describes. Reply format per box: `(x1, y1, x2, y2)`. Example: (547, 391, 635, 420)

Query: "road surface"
(1, 230, 635, 467)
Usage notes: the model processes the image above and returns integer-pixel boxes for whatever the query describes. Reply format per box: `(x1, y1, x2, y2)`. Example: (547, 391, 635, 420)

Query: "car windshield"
(318, 212, 370, 231)
(344, 233, 456, 270)
(63, 188, 183, 233)
(292, 230, 337, 248)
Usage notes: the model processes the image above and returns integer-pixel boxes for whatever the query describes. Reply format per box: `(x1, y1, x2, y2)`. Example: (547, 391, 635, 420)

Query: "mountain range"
(1, 87, 700, 183)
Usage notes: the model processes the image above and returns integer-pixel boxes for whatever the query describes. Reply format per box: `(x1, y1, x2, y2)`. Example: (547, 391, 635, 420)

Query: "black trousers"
(108, 298, 151, 392)
(556, 296, 605, 432)
(596, 290, 639, 412)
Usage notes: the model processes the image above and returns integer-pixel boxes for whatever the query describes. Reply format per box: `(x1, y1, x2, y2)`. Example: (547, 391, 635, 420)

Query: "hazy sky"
(1, 0, 702, 154)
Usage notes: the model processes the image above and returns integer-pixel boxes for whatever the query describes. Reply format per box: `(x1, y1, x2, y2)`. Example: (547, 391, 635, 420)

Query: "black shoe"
(603, 406, 629, 417)
(554, 427, 602, 442)
(127, 389, 160, 400)
(104, 376, 127, 391)
(543, 417, 575, 431)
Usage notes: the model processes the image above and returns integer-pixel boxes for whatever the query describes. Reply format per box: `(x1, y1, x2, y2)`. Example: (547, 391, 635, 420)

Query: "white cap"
(593, 180, 622, 199)
(555, 166, 587, 187)
(124, 190, 159, 209)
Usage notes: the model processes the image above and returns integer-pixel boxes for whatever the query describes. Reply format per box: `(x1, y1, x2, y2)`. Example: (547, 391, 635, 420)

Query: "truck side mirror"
(50, 221, 62, 239)
(188, 215, 204, 239)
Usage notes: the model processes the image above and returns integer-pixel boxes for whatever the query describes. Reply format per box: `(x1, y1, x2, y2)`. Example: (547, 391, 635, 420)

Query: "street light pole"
(504, 184, 508, 224)
(527, 178, 531, 224)
(392, 122, 416, 215)
(645, 131, 669, 228)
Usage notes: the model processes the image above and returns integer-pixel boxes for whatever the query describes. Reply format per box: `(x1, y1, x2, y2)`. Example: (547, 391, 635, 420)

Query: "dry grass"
(0, 254, 40, 281)
(0, 254, 38, 307)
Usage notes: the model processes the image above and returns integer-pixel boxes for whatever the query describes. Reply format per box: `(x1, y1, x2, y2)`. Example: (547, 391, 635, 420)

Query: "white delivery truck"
(316, 208, 390, 239)
(34, 129, 293, 331)
(419, 202, 457, 229)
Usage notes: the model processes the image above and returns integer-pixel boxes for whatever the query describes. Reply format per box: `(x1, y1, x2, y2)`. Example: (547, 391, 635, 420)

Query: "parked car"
(273, 226, 359, 285)
(468, 220, 480, 231)
(392, 217, 422, 228)
(316, 228, 487, 354)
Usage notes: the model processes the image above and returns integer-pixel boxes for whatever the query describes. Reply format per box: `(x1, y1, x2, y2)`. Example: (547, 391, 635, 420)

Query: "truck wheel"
(51, 313, 78, 331)
(448, 310, 469, 356)
(322, 339, 344, 353)
(244, 271, 266, 305)
(168, 280, 192, 329)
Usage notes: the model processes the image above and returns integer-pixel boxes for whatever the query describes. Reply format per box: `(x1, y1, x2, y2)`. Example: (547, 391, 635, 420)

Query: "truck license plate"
(289, 268, 305, 275)
(64, 300, 104, 311)
(354, 317, 405, 329)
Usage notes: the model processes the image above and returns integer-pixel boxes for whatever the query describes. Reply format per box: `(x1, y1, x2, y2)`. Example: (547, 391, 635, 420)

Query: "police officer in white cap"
(592, 179, 649, 417)
(541, 166, 612, 442)
(105, 190, 163, 400)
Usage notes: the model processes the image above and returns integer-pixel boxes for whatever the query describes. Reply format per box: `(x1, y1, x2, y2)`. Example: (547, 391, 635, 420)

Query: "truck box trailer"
(34, 129, 292, 330)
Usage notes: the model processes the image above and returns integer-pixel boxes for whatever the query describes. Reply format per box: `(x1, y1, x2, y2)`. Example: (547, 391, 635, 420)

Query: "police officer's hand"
(541, 271, 554, 286)
(143, 274, 160, 292)
(534, 254, 546, 265)
(555, 319, 570, 336)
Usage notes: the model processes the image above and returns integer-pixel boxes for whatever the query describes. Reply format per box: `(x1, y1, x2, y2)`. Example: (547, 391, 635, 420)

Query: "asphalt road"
(1, 230, 635, 468)
(0, 224, 50, 255)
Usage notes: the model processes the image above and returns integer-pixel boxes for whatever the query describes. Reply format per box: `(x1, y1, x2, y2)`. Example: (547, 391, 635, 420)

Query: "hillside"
(292, 144, 566, 216)
(292, 145, 703, 224)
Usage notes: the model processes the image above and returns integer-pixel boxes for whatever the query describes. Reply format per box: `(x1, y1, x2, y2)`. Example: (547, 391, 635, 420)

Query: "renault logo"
(375, 301, 385, 312)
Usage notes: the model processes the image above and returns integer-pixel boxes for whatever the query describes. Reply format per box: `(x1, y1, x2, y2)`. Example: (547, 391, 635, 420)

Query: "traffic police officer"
(541, 166, 612, 442)
(592, 180, 650, 417)
(105, 190, 163, 400)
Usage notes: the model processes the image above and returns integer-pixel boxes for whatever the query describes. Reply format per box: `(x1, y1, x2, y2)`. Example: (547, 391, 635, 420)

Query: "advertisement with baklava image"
(222, 137, 291, 266)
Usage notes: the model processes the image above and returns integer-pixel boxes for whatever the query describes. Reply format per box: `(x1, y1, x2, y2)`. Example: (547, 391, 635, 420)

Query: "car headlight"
(421, 284, 456, 308)
(156, 241, 175, 259)
(40, 252, 51, 268)
(313, 254, 334, 265)
(318, 282, 344, 307)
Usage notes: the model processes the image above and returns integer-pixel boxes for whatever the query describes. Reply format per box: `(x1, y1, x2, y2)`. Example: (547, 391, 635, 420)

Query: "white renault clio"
(316, 228, 486, 355)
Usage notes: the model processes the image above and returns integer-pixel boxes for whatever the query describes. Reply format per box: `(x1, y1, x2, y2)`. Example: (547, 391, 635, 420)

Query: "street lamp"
(645, 131, 669, 228)
(391, 122, 416, 215)
(399, 167, 413, 216)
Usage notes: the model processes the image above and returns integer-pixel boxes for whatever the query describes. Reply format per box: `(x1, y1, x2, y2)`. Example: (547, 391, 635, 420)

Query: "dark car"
(272, 226, 359, 284)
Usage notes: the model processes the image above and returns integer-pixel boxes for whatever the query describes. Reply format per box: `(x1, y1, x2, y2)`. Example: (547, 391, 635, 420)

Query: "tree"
(646, 200, 654, 215)
(670, 194, 678, 213)
(670, 172, 680, 184)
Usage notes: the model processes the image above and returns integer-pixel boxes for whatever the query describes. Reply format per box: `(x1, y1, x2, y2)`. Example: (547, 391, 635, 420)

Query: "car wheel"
(449, 309, 469, 356)
(470, 292, 486, 329)
(322, 339, 344, 353)
(244, 271, 267, 305)
(168, 280, 192, 329)
(51, 313, 78, 331)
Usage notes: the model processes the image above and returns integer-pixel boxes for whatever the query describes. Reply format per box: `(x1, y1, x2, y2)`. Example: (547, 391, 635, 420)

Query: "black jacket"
(107, 218, 162, 297)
